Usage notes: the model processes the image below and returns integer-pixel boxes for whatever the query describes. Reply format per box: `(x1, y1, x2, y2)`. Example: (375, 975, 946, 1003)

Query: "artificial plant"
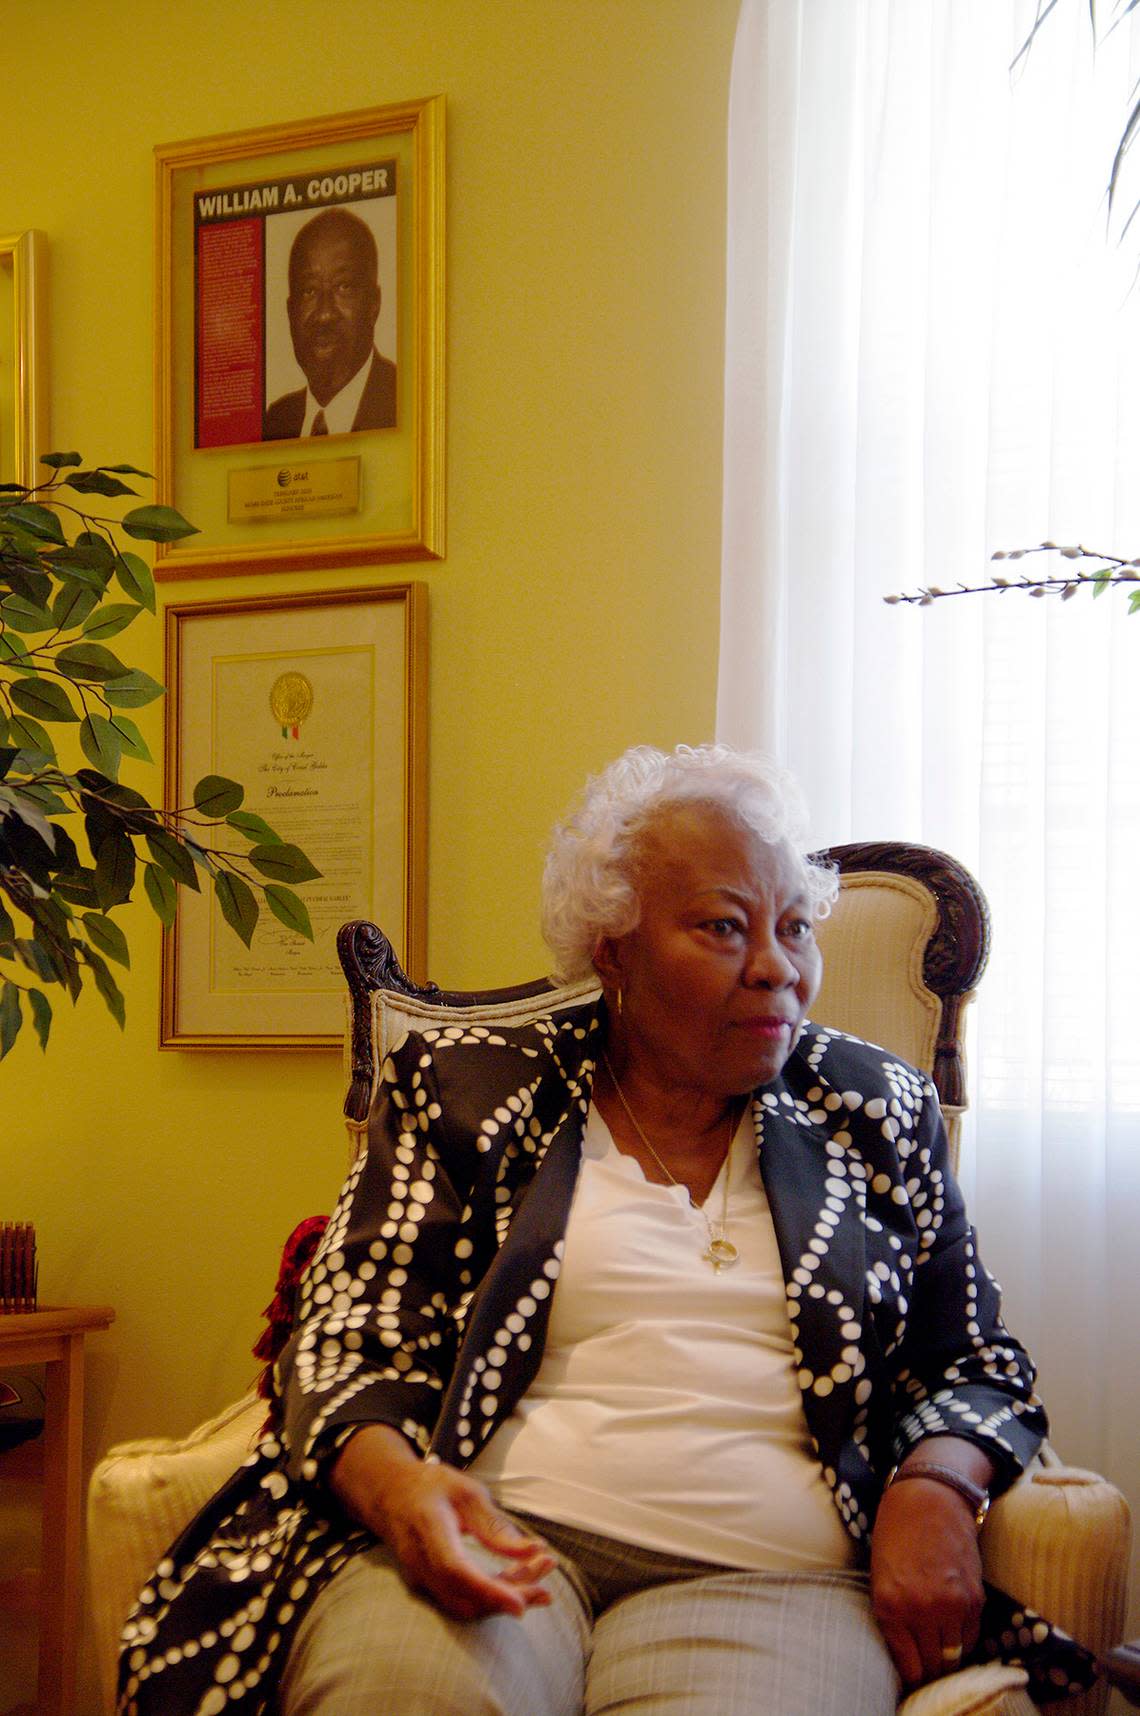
(888, 3, 1140, 616)
(885, 545, 1140, 612)
(0, 454, 319, 1055)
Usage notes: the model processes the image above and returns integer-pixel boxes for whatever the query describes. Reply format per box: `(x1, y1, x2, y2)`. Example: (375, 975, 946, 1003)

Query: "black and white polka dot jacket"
(118, 1003, 1058, 1714)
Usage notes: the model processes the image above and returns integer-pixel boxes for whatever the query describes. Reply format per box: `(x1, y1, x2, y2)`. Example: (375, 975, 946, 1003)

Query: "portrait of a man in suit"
(263, 207, 397, 441)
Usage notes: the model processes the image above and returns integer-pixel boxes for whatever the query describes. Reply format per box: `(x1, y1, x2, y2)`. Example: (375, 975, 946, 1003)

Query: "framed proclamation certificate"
(161, 582, 427, 1049)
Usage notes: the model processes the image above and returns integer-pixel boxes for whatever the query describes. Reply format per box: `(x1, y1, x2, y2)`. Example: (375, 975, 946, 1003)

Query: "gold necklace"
(601, 1052, 741, 1272)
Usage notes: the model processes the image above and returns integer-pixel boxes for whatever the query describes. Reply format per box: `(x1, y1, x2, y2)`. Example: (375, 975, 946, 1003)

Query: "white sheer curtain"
(719, 0, 1140, 1621)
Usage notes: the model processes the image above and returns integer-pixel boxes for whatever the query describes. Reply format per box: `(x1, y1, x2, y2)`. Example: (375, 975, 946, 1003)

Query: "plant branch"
(885, 544, 1140, 608)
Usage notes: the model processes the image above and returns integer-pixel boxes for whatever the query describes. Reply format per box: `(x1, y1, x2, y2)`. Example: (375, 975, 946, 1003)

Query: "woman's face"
(596, 803, 823, 1096)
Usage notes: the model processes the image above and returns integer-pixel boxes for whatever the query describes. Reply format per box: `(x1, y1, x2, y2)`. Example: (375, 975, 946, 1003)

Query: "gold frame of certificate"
(161, 582, 428, 1050)
(0, 230, 48, 486)
(154, 98, 445, 579)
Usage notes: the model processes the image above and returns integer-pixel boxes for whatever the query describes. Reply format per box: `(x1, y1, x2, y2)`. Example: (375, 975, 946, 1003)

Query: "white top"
(299, 349, 376, 435)
(471, 1102, 856, 1571)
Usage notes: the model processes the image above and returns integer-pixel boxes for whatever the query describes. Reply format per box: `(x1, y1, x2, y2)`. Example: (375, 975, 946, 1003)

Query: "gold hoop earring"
(615, 986, 623, 1019)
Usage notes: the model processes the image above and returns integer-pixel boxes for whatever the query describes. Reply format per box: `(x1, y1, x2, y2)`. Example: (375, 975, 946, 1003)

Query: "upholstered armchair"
(88, 844, 1130, 1715)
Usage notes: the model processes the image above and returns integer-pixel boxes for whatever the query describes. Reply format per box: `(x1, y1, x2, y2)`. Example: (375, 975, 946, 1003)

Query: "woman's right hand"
(328, 1424, 555, 1621)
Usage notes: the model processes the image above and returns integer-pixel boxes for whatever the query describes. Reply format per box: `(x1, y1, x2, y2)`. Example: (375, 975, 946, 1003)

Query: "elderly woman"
(119, 746, 1082, 1716)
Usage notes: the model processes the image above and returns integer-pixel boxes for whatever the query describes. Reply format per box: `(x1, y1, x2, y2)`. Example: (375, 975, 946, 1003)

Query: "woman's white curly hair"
(541, 743, 838, 983)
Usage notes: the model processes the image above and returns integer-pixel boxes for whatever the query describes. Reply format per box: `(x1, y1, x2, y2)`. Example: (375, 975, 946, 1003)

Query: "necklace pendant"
(703, 1235, 739, 1272)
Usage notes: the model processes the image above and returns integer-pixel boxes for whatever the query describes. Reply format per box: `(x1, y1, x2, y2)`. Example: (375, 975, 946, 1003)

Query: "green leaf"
(145, 826, 200, 890)
(46, 822, 79, 875)
(0, 788, 57, 853)
(23, 985, 52, 1049)
(1129, 590, 1140, 614)
(0, 902, 15, 942)
(5, 717, 55, 765)
(81, 602, 142, 641)
(79, 713, 123, 777)
(13, 937, 56, 981)
(193, 774, 244, 817)
(54, 642, 130, 683)
(214, 871, 258, 947)
(28, 987, 51, 1049)
(53, 868, 100, 909)
(15, 780, 70, 816)
(185, 835, 215, 877)
(0, 820, 53, 892)
(44, 545, 113, 587)
(73, 530, 116, 569)
(82, 944, 126, 1027)
(5, 503, 65, 544)
(121, 505, 199, 544)
(6, 713, 55, 760)
(248, 842, 322, 884)
(0, 632, 32, 668)
(93, 778, 154, 822)
(81, 789, 120, 856)
(0, 530, 51, 571)
(112, 552, 156, 614)
(108, 713, 152, 764)
(102, 669, 165, 709)
(52, 581, 100, 631)
(40, 451, 82, 469)
(0, 747, 18, 780)
(27, 897, 81, 998)
(143, 862, 177, 927)
(94, 830, 136, 908)
(264, 884, 314, 940)
(226, 810, 283, 844)
(0, 981, 22, 1057)
(1092, 570, 1112, 599)
(0, 595, 56, 633)
(10, 678, 81, 724)
(63, 469, 138, 498)
(81, 911, 130, 968)
(76, 768, 149, 810)
(0, 570, 52, 617)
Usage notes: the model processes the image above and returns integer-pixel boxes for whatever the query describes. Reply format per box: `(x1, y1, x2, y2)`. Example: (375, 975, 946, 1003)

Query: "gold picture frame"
(0, 230, 48, 486)
(154, 99, 445, 578)
(161, 581, 428, 1049)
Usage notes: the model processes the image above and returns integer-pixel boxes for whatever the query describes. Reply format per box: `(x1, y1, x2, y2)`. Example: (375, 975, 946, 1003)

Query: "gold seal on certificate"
(270, 671, 314, 740)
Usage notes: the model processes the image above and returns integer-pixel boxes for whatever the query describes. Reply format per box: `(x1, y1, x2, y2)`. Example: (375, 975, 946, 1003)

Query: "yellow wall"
(1, 2, 736, 1699)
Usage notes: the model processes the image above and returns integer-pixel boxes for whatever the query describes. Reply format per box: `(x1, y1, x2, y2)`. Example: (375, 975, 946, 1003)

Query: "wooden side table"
(0, 1305, 114, 1716)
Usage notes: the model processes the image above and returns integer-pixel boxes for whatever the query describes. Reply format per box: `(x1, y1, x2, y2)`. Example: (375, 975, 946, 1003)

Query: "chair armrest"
(1100, 1641, 1140, 1706)
(981, 1464, 1131, 1716)
(87, 1392, 265, 1713)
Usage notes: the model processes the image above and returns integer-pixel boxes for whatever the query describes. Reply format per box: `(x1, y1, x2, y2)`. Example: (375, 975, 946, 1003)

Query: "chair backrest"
(338, 841, 989, 1171)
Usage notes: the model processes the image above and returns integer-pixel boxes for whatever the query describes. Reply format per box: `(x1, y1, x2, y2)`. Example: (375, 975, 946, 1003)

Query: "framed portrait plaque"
(0, 230, 48, 487)
(154, 99, 444, 578)
(161, 582, 428, 1049)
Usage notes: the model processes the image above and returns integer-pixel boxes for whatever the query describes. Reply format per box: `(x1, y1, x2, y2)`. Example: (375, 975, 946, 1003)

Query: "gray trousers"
(279, 1512, 900, 1716)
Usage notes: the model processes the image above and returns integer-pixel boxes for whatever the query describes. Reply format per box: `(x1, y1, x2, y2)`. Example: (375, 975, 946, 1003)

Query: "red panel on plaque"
(196, 217, 264, 448)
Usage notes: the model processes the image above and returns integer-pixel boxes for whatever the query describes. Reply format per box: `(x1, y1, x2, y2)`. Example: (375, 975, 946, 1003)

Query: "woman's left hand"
(870, 1474, 985, 1689)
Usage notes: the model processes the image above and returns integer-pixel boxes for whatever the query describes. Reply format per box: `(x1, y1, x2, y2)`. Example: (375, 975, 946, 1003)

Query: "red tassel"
(253, 1215, 329, 1404)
